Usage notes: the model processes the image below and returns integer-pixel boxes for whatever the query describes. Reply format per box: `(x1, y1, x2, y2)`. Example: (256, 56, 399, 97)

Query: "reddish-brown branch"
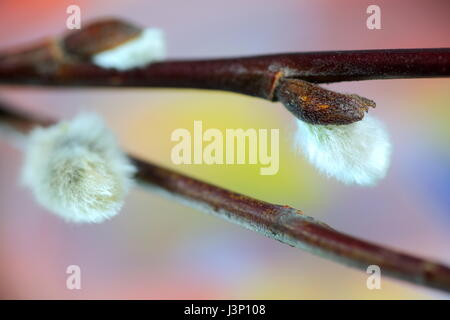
(1, 104, 450, 294)
(1, 44, 448, 126)
(1, 47, 449, 99)
(0, 27, 450, 125)
(1, 18, 449, 125)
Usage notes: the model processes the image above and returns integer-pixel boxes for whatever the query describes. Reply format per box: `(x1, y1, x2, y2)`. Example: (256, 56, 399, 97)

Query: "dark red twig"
(0, 19, 449, 125)
(1, 104, 450, 294)
(1, 46, 449, 97)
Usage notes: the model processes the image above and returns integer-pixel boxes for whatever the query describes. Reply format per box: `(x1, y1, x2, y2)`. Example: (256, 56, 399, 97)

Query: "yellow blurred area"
(109, 90, 323, 207)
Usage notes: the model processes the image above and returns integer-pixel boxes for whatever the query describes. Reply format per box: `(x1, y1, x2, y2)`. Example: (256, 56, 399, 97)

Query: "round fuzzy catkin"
(21, 113, 135, 223)
(92, 28, 166, 70)
(295, 115, 392, 186)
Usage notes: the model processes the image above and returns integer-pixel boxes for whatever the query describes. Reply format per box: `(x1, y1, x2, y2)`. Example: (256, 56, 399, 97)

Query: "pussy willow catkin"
(20, 24, 169, 222)
(294, 115, 392, 186)
(92, 28, 166, 70)
(21, 113, 135, 223)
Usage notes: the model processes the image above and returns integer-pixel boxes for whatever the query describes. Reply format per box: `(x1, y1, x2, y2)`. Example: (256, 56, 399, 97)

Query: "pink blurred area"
(0, 0, 449, 299)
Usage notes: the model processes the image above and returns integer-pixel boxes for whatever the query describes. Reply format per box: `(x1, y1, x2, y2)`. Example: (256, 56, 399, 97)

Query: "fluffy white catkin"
(295, 115, 392, 186)
(21, 113, 136, 223)
(92, 28, 166, 70)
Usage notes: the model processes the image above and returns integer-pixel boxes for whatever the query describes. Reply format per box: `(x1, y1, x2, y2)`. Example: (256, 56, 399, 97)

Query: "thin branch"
(1, 103, 450, 294)
(0, 18, 449, 125)
(1, 45, 449, 98)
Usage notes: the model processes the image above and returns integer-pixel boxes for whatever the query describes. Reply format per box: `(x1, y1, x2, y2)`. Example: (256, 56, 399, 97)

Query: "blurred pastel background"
(0, 0, 449, 299)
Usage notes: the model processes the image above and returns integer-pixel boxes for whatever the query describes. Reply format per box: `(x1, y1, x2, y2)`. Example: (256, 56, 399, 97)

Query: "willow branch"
(0, 18, 449, 125)
(1, 46, 449, 99)
(1, 103, 450, 294)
